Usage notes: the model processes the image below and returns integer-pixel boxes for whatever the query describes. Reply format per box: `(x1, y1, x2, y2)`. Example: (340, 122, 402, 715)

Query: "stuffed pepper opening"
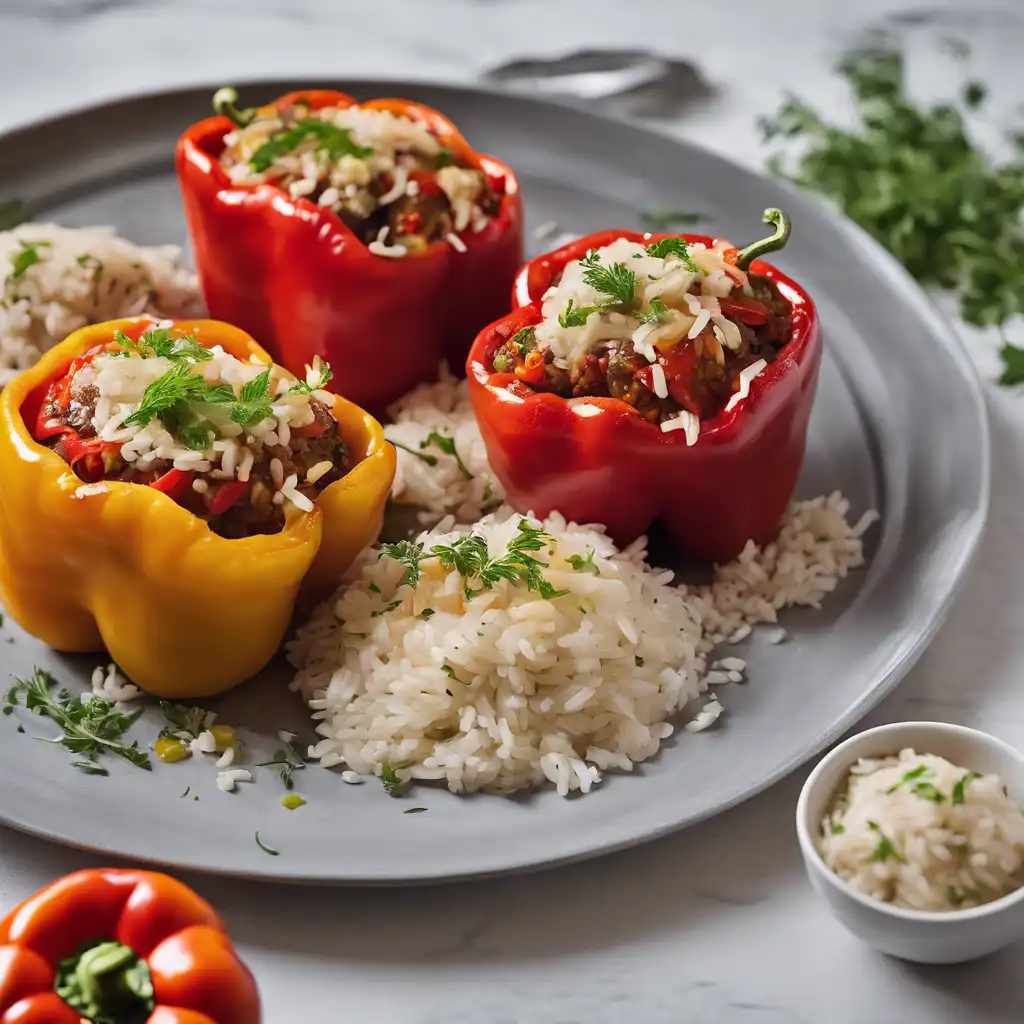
(30, 320, 352, 538)
(493, 216, 794, 443)
(215, 89, 505, 257)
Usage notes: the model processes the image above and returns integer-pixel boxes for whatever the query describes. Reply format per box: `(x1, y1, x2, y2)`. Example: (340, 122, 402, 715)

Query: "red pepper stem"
(734, 208, 791, 271)
(212, 86, 256, 128)
(55, 938, 155, 1023)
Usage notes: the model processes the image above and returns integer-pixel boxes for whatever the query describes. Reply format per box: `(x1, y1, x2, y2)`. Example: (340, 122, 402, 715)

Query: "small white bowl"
(796, 721, 1024, 964)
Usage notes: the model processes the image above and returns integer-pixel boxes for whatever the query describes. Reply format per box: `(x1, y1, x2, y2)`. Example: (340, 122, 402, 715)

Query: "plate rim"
(0, 78, 991, 885)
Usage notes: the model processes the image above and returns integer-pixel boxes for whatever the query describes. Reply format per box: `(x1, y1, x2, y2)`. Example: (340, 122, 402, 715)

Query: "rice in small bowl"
(796, 722, 1024, 963)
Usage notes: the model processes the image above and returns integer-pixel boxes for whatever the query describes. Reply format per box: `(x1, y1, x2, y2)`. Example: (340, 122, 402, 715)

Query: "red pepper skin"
(0, 869, 260, 1024)
(149, 468, 195, 502)
(471, 230, 821, 564)
(176, 90, 524, 413)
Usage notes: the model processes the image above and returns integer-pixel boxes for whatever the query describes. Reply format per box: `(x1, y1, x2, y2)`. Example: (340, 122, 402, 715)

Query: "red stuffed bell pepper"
(0, 869, 260, 1024)
(467, 209, 822, 564)
(176, 87, 524, 413)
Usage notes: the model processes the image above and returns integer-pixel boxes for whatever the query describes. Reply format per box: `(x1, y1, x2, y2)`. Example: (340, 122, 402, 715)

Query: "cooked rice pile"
(385, 366, 504, 524)
(820, 749, 1024, 912)
(0, 224, 203, 387)
(290, 495, 876, 796)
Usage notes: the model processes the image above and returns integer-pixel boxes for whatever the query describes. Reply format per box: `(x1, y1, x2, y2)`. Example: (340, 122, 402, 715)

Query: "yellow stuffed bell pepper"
(0, 316, 395, 698)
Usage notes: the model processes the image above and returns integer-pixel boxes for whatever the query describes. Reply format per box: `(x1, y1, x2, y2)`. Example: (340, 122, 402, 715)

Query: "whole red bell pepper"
(468, 225, 821, 564)
(176, 89, 524, 413)
(0, 869, 260, 1024)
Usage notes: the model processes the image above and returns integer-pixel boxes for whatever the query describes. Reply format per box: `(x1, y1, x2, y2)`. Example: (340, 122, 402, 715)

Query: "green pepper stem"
(734, 208, 791, 271)
(213, 86, 256, 128)
(55, 939, 155, 1024)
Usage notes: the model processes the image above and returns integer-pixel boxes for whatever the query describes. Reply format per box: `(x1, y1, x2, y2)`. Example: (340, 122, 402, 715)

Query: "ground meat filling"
(35, 331, 351, 539)
(219, 99, 502, 255)
(491, 238, 794, 429)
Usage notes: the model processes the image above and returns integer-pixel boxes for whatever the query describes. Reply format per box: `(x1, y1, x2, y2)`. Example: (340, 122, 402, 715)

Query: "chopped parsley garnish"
(434, 148, 454, 169)
(641, 209, 706, 230)
(829, 820, 845, 835)
(644, 238, 700, 272)
(432, 521, 569, 601)
(952, 771, 982, 805)
(256, 735, 310, 790)
(254, 830, 280, 856)
(1001, 344, 1024, 387)
(558, 299, 599, 328)
(4, 668, 150, 772)
(7, 239, 51, 282)
(180, 786, 191, 799)
(289, 362, 334, 394)
(378, 539, 424, 590)
(578, 250, 637, 308)
(420, 608, 435, 618)
(424, 430, 471, 479)
(761, 45, 1024, 384)
(249, 121, 373, 173)
(868, 820, 905, 863)
(391, 439, 438, 466)
(441, 665, 457, 678)
(0, 199, 25, 231)
(75, 253, 104, 278)
(884, 763, 930, 793)
(511, 326, 536, 355)
(158, 700, 209, 741)
(115, 328, 213, 363)
(404, 807, 428, 814)
(492, 351, 514, 373)
(637, 297, 669, 325)
(912, 782, 946, 803)
(566, 548, 599, 574)
(229, 368, 274, 426)
(380, 761, 411, 797)
(123, 362, 234, 430)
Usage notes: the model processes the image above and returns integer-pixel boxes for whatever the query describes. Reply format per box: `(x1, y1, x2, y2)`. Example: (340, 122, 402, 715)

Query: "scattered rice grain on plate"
(385, 364, 504, 524)
(0, 223, 203, 387)
(88, 662, 142, 710)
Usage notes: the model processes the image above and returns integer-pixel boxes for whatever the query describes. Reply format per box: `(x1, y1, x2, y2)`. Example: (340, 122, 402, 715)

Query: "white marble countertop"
(2, 0, 1023, 1020)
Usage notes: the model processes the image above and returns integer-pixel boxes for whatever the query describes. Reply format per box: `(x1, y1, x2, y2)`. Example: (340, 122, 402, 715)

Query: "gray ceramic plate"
(0, 81, 988, 884)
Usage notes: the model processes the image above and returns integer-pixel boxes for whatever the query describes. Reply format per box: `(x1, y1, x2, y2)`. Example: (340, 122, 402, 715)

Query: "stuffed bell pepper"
(0, 868, 260, 1024)
(467, 210, 821, 564)
(176, 87, 524, 412)
(0, 316, 395, 698)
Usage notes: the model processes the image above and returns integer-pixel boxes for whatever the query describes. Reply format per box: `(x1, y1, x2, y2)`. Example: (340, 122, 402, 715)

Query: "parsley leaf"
(578, 250, 637, 307)
(424, 430, 472, 479)
(434, 148, 454, 169)
(645, 237, 700, 272)
(289, 361, 334, 395)
(868, 820, 905, 862)
(76, 253, 104, 278)
(256, 737, 310, 790)
(380, 761, 412, 797)
(391, 439, 438, 466)
(999, 343, 1024, 387)
(511, 326, 536, 356)
(229, 368, 274, 426)
(952, 771, 982, 805)
(123, 362, 233, 430)
(912, 782, 946, 803)
(404, 806, 428, 814)
(378, 539, 424, 590)
(637, 297, 668, 325)
(254, 830, 280, 855)
(430, 534, 489, 580)
(7, 239, 51, 282)
(566, 548, 599, 574)
(158, 701, 209, 741)
(884, 763, 930, 793)
(558, 299, 599, 328)
(5, 668, 151, 772)
(250, 121, 373, 173)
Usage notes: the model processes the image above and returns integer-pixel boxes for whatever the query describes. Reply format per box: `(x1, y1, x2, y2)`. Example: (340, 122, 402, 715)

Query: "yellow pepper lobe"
(0, 317, 396, 700)
(209, 725, 237, 751)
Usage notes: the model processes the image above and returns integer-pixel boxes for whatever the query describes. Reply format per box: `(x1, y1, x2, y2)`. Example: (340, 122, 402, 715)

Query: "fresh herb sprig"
(123, 362, 234, 430)
(391, 440, 438, 466)
(645, 238, 700, 272)
(250, 121, 373, 174)
(7, 239, 51, 283)
(378, 539, 425, 590)
(256, 735, 311, 790)
(760, 45, 1024, 384)
(113, 328, 212, 364)
(4, 668, 150, 773)
(158, 701, 210, 741)
(566, 548, 599, 574)
(289, 362, 333, 395)
(559, 300, 599, 328)
(230, 368, 274, 426)
(868, 820, 905, 863)
(637, 297, 668, 325)
(424, 431, 471, 479)
(952, 771, 983, 805)
(578, 250, 637, 308)
(380, 761, 412, 797)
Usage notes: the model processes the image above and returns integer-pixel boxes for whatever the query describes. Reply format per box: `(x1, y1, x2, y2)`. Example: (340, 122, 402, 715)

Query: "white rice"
(385, 365, 504, 524)
(820, 749, 1024, 912)
(0, 224, 202, 387)
(289, 510, 707, 796)
(88, 662, 142, 710)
